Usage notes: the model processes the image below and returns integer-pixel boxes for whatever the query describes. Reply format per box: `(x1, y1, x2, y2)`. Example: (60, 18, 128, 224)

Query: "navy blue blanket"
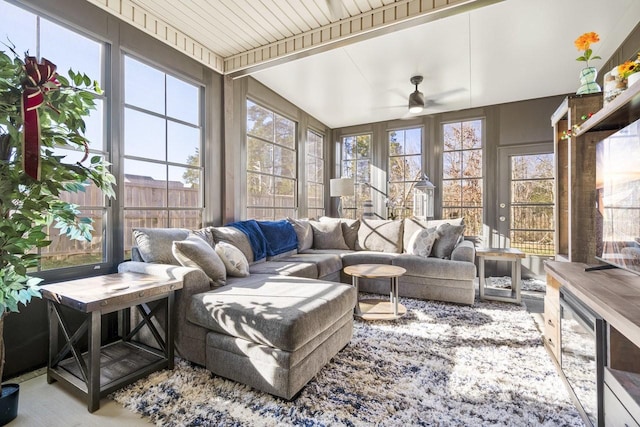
(257, 220, 298, 257)
(227, 220, 267, 262)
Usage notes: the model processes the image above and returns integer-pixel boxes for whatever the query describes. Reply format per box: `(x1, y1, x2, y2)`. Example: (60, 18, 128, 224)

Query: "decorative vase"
(576, 67, 601, 94)
(0, 384, 19, 426)
(628, 72, 640, 88)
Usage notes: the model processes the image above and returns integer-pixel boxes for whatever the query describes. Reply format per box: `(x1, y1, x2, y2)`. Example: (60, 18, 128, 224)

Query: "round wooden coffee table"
(343, 264, 407, 320)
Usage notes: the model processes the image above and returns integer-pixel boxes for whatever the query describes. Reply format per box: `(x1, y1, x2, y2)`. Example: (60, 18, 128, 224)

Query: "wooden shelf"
(577, 81, 640, 137)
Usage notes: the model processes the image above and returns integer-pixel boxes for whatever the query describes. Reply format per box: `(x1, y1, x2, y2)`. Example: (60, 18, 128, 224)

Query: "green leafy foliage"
(0, 48, 116, 317)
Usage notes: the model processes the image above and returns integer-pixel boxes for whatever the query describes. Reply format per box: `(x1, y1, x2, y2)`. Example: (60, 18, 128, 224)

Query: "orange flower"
(575, 32, 601, 67)
(574, 32, 600, 51)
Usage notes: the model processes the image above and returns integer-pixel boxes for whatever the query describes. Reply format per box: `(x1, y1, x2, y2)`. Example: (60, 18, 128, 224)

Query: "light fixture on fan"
(408, 75, 425, 113)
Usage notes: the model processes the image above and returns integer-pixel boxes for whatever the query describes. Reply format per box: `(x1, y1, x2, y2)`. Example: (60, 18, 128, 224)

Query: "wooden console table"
(545, 261, 640, 426)
(42, 272, 182, 412)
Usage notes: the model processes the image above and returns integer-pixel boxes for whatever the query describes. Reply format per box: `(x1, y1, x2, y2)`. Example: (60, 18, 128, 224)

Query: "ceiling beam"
(225, 0, 505, 77)
(84, 0, 226, 74)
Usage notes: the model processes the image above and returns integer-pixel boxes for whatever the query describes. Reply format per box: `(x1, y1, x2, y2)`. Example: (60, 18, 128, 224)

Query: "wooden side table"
(477, 248, 526, 303)
(42, 272, 182, 412)
(343, 264, 406, 320)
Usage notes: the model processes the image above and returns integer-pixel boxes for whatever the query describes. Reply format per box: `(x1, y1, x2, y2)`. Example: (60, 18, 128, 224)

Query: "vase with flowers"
(619, 53, 640, 88)
(574, 32, 602, 94)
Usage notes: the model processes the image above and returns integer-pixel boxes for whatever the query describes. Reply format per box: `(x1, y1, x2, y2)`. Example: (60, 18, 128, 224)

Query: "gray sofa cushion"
(188, 276, 356, 352)
(172, 233, 226, 287)
(210, 226, 255, 264)
(451, 239, 476, 263)
(310, 221, 349, 250)
(392, 256, 476, 280)
(133, 227, 190, 265)
(280, 253, 343, 278)
(341, 251, 400, 266)
(356, 219, 403, 253)
(248, 260, 318, 279)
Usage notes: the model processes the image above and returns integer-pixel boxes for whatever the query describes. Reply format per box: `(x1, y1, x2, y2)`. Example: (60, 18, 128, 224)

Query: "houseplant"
(0, 48, 115, 423)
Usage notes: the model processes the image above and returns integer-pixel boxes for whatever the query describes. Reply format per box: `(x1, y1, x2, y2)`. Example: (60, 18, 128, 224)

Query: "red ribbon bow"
(21, 56, 59, 180)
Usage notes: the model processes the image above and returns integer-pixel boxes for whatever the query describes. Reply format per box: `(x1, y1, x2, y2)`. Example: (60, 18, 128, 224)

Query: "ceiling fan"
(408, 75, 425, 113)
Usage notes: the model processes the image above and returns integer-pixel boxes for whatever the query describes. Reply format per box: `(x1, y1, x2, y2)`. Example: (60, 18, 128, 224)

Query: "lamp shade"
(330, 178, 354, 197)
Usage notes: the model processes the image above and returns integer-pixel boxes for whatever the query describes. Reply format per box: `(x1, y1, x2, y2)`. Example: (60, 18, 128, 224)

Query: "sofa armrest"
(450, 240, 476, 263)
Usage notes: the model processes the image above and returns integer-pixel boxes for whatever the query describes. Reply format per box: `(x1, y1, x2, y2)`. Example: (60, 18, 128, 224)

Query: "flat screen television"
(595, 117, 640, 275)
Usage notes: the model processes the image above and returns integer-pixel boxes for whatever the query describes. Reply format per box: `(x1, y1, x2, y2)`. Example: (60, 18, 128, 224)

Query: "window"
(388, 128, 422, 220)
(510, 153, 555, 255)
(341, 134, 371, 219)
(1, 1, 109, 271)
(246, 99, 297, 220)
(123, 55, 203, 255)
(442, 120, 483, 236)
(306, 129, 325, 219)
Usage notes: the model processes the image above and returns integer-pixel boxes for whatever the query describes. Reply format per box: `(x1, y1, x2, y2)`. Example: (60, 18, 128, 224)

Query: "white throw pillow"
(407, 227, 439, 258)
(215, 241, 250, 277)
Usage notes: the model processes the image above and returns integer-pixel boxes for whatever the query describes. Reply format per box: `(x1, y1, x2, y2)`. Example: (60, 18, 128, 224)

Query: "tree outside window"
(388, 128, 422, 220)
(341, 134, 371, 219)
(442, 120, 483, 236)
(246, 99, 297, 220)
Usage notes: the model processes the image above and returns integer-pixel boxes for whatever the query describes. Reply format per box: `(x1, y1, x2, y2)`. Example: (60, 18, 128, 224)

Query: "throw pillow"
(407, 227, 438, 258)
(210, 226, 256, 264)
(172, 234, 226, 287)
(132, 227, 190, 265)
(287, 217, 313, 251)
(356, 219, 403, 253)
(319, 217, 360, 250)
(310, 221, 349, 250)
(214, 241, 250, 277)
(431, 223, 466, 259)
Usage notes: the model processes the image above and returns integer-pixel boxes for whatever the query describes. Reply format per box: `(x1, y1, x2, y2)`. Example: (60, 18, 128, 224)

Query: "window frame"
(441, 118, 484, 236)
(306, 127, 325, 219)
(340, 133, 372, 219)
(387, 126, 423, 220)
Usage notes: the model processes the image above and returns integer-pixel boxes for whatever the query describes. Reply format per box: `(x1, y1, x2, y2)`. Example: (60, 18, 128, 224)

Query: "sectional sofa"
(118, 217, 476, 399)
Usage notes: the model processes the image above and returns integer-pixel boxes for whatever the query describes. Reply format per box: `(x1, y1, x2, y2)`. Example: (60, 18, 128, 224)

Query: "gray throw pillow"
(319, 217, 360, 250)
(210, 226, 255, 264)
(215, 241, 250, 277)
(310, 221, 349, 250)
(287, 217, 313, 251)
(431, 223, 466, 259)
(133, 227, 190, 265)
(407, 227, 438, 258)
(172, 234, 226, 287)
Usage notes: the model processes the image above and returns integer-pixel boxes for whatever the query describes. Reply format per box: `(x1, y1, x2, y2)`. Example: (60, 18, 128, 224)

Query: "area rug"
(480, 276, 547, 293)
(111, 297, 583, 426)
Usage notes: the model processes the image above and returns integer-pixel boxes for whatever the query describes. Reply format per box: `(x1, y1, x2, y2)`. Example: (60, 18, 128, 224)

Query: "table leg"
(87, 311, 101, 412)
(392, 277, 399, 317)
(478, 256, 486, 300)
(513, 259, 522, 303)
(167, 292, 175, 369)
(47, 301, 57, 384)
(352, 276, 362, 316)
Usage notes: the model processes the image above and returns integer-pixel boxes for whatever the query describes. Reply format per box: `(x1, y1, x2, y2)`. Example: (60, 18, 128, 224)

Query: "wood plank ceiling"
(83, 0, 498, 75)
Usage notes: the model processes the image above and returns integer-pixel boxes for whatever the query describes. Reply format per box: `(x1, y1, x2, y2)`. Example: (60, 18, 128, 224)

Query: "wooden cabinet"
(545, 261, 640, 426)
(551, 93, 602, 263)
(543, 274, 561, 362)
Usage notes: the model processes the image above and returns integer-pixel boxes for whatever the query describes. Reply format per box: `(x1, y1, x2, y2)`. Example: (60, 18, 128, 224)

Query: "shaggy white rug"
(480, 276, 547, 293)
(111, 297, 583, 426)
